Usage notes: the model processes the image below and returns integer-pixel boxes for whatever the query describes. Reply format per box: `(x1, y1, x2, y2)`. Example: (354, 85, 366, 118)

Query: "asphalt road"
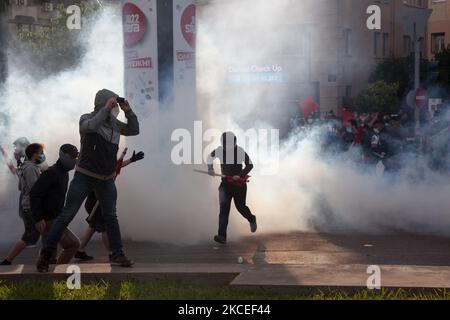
(2, 231, 450, 267)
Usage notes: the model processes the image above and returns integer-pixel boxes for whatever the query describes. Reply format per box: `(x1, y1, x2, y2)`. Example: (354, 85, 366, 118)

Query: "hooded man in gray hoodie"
(36, 89, 140, 272)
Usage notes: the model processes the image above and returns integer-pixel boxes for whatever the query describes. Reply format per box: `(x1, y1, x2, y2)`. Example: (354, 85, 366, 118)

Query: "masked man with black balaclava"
(36, 89, 139, 272)
(207, 132, 257, 245)
(30, 144, 80, 265)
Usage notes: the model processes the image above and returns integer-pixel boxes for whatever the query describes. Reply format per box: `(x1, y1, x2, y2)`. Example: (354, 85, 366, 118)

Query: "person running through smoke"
(1, 143, 45, 265)
(31, 144, 80, 265)
(207, 132, 257, 245)
(36, 89, 140, 272)
(75, 147, 144, 261)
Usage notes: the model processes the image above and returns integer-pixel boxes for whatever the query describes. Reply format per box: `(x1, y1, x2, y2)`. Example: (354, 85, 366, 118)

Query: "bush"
(354, 81, 399, 114)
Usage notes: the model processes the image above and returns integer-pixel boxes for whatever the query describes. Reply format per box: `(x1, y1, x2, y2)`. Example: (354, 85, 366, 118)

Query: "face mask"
(59, 150, 77, 171)
(110, 106, 120, 118)
(36, 153, 46, 164)
(39, 161, 49, 172)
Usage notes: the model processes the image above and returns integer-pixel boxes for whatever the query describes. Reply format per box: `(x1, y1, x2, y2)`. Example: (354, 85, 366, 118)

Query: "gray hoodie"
(18, 160, 41, 211)
(77, 89, 140, 179)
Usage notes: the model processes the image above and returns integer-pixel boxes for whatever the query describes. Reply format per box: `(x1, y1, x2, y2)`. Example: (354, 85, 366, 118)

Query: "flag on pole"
(298, 97, 319, 118)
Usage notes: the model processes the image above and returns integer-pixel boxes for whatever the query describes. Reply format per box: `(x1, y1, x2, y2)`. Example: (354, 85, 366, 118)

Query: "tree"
(14, 1, 102, 75)
(435, 46, 450, 89)
(353, 81, 399, 114)
(369, 57, 428, 98)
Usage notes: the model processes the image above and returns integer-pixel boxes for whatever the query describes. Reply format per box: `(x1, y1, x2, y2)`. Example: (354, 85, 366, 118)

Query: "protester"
(36, 89, 140, 272)
(1, 143, 45, 265)
(207, 132, 257, 245)
(31, 144, 80, 265)
(76, 148, 144, 261)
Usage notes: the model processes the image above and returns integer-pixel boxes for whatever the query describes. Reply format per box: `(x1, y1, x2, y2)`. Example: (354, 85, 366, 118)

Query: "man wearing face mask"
(1, 143, 44, 265)
(36, 89, 139, 272)
(30, 144, 80, 264)
(207, 132, 257, 245)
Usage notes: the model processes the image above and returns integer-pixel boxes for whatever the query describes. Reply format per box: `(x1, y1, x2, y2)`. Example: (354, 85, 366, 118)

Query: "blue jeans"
(42, 172, 123, 257)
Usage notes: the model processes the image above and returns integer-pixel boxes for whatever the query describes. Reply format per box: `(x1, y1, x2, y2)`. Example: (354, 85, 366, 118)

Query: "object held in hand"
(194, 169, 250, 188)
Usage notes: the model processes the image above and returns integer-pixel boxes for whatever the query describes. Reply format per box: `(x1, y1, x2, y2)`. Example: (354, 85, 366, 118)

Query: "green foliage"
(1, 280, 450, 300)
(435, 46, 450, 88)
(369, 58, 410, 97)
(16, 1, 101, 74)
(353, 81, 399, 114)
(369, 57, 428, 98)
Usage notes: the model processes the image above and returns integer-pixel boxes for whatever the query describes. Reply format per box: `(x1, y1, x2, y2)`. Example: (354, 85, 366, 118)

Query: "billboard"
(173, 0, 196, 114)
(122, 0, 159, 118)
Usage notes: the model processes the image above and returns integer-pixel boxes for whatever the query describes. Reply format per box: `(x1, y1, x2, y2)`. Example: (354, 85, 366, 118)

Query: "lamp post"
(396, 6, 431, 136)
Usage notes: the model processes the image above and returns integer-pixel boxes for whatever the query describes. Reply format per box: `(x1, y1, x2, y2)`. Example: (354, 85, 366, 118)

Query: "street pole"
(414, 22, 421, 136)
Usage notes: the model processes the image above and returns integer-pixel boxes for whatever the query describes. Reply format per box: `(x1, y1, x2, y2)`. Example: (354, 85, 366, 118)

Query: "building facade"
(197, 0, 430, 127)
(2, 0, 437, 117)
(6, 0, 62, 34)
(426, 0, 450, 60)
(0, 1, 9, 85)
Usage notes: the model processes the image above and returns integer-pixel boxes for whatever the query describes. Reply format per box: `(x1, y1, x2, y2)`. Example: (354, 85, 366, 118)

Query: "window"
(344, 29, 352, 56)
(17, 23, 33, 33)
(374, 32, 381, 56)
(345, 85, 352, 97)
(382, 33, 389, 57)
(403, 35, 412, 55)
(431, 33, 446, 54)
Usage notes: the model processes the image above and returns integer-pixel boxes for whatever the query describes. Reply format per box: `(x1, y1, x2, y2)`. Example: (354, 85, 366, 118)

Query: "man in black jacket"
(207, 132, 257, 245)
(30, 144, 80, 264)
(36, 89, 140, 272)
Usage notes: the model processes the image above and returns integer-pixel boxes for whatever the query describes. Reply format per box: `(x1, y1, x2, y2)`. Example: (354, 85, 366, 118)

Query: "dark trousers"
(218, 182, 255, 239)
(42, 171, 123, 258)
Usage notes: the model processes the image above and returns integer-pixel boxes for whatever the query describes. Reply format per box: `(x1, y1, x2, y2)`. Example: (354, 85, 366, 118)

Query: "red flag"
(298, 97, 319, 118)
(340, 110, 354, 124)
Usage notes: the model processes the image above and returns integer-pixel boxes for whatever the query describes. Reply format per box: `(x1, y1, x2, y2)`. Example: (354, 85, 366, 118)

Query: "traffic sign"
(407, 88, 428, 109)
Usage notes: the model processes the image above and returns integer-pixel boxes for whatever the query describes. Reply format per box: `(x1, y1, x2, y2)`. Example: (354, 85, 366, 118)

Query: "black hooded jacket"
(30, 161, 70, 222)
(207, 145, 254, 178)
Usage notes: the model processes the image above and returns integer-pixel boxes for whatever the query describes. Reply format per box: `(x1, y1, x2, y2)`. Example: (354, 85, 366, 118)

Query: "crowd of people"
(0, 89, 258, 272)
(3, 85, 446, 273)
(0, 89, 144, 272)
(293, 104, 450, 175)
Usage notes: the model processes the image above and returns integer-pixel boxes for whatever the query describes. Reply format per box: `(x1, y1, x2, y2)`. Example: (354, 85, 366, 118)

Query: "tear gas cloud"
(195, 0, 450, 239)
(0, 6, 124, 242)
(1, 1, 450, 247)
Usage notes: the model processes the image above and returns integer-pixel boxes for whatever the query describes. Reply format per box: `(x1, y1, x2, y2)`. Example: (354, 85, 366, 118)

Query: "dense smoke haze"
(1, 0, 450, 249)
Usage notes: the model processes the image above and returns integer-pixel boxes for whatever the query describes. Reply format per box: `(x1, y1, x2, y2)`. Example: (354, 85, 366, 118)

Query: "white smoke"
(194, 0, 450, 239)
(1, 0, 450, 250)
(0, 5, 124, 243)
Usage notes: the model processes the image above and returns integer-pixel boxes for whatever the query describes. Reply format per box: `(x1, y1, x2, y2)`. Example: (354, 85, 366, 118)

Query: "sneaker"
(110, 253, 134, 267)
(250, 218, 257, 233)
(75, 251, 94, 261)
(36, 254, 50, 273)
(214, 235, 227, 245)
(0, 259, 11, 266)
